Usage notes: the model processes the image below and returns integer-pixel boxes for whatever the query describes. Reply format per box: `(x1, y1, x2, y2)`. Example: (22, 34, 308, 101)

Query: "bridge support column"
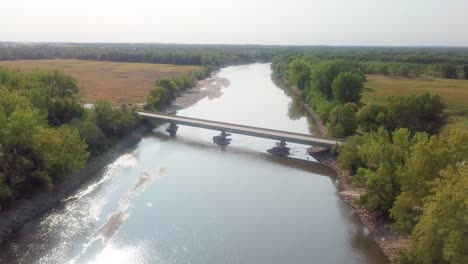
(267, 140, 290, 156)
(213, 130, 232, 146)
(165, 122, 178, 137)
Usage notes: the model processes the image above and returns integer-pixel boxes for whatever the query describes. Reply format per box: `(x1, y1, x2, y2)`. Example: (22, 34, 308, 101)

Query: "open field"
(0, 59, 202, 104)
(363, 75, 468, 134)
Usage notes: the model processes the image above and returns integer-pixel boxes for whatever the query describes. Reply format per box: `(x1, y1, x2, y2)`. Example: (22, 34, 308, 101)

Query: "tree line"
(271, 53, 467, 263)
(0, 43, 276, 69)
(0, 67, 139, 208)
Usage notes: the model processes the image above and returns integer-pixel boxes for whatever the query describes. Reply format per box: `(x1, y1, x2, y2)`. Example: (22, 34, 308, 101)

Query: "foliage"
(146, 72, 201, 110)
(337, 135, 366, 173)
(310, 60, 353, 100)
(0, 68, 139, 207)
(94, 100, 139, 139)
(357, 93, 446, 135)
(441, 64, 458, 78)
(326, 103, 357, 138)
(395, 164, 468, 264)
(356, 104, 389, 132)
(69, 112, 109, 156)
(288, 59, 311, 90)
(390, 129, 468, 232)
(354, 128, 413, 214)
(331, 72, 364, 104)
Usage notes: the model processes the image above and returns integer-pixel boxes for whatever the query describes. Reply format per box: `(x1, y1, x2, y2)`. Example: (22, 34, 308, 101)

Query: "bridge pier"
(213, 130, 232, 146)
(267, 140, 290, 156)
(165, 122, 178, 137)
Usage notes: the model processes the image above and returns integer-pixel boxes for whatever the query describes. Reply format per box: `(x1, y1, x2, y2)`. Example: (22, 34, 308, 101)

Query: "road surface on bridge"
(138, 111, 344, 147)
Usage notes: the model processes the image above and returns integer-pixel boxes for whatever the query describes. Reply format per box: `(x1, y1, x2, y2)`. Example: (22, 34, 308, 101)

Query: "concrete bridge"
(138, 111, 344, 153)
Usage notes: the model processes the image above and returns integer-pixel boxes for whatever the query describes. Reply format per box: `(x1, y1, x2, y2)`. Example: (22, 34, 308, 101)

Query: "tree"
(310, 60, 353, 100)
(331, 72, 364, 104)
(47, 97, 84, 126)
(441, 64, 458, 79)
(356, 104, 389, 132)
(156, 79, 179, 101)
(326, 103, 357, 138)
(94, 100, 139, 139)
(386, 93, 446, 135)
(463, 65, 468, 79)
(390, 129, 468, 232)
(288, 59, 311, 90)
(395, 164, 468, 264)
(337, 135, 366, 173)
(146, 86, 168, 109)
(353, 128, 413, 214)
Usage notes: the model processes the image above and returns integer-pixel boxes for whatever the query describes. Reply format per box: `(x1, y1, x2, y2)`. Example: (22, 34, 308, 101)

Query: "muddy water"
(0, 63, 387, 264)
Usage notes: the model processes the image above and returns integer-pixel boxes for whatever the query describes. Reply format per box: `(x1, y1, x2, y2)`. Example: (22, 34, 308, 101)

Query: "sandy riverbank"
(167, 76, 231, 111)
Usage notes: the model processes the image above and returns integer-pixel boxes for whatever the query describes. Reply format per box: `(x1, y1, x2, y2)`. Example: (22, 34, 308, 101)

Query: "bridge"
(137, 111, 344, 153)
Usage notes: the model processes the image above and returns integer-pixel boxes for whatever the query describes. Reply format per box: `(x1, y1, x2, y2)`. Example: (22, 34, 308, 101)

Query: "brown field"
(363, 74, 468, 133)
(0, 59, 202, 104)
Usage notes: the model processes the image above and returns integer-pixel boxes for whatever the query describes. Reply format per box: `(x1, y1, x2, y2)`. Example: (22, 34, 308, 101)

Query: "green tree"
(331, 72, 364, 104)
(386, 93, 446, 135)
(441, 64, 458, 79)
(356, 104, 389, 132)
(156, 79, 179, 101)
(391, 129, 468, 232)
(310, 60, 353, 100)
(326, 103, 357, 138)
(463, 65, 468, 79)
(395, 165, 468, 264)
(95, 100, 139, 139)
(288, 59, 311, 90)
(47, 97, 84, 126)
(354, 128, 413, 214)
(146, 86, 168, 109)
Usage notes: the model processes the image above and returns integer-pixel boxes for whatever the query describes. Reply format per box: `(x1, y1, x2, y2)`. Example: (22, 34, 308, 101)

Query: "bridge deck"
(138, 111, 343, 147)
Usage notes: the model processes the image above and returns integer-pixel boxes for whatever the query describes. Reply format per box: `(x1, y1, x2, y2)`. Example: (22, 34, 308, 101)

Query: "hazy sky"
(2, 0, 467, 46)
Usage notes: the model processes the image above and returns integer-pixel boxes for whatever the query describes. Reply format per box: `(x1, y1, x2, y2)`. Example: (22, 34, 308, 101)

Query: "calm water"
(1, 63, 387, 264)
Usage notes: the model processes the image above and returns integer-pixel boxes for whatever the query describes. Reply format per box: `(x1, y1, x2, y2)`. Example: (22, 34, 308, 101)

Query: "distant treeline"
(0, 43, 277, 69)
(2, 43, 468, 78)
(273, 51, 468, 79)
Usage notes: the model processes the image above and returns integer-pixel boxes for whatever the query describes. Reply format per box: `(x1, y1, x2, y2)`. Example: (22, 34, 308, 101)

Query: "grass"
(363, 75, 468, 133)
(0, 59, 202, 104)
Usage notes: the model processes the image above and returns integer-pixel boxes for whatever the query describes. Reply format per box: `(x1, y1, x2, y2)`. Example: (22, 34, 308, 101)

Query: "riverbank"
(299, 91, 408, 261)
(273, 75, 406, 260)
(0, 124, 151, 246)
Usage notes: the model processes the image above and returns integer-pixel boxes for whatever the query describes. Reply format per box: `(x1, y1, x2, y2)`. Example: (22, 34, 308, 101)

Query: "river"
(0, 63, 387, 264)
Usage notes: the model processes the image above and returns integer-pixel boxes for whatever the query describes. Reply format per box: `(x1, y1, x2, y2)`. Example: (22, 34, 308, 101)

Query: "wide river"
(1, 63, 387, 264)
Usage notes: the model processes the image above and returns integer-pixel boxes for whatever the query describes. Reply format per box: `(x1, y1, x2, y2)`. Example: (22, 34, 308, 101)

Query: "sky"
(2, 0, 467, 46)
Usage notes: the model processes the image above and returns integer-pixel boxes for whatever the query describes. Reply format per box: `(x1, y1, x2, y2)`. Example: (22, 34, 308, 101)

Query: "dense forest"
(0, 43, 277, 70)
(2, 43, 468, 78)
(271, 53, 467, 264)
(0, 67, 139, 208)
